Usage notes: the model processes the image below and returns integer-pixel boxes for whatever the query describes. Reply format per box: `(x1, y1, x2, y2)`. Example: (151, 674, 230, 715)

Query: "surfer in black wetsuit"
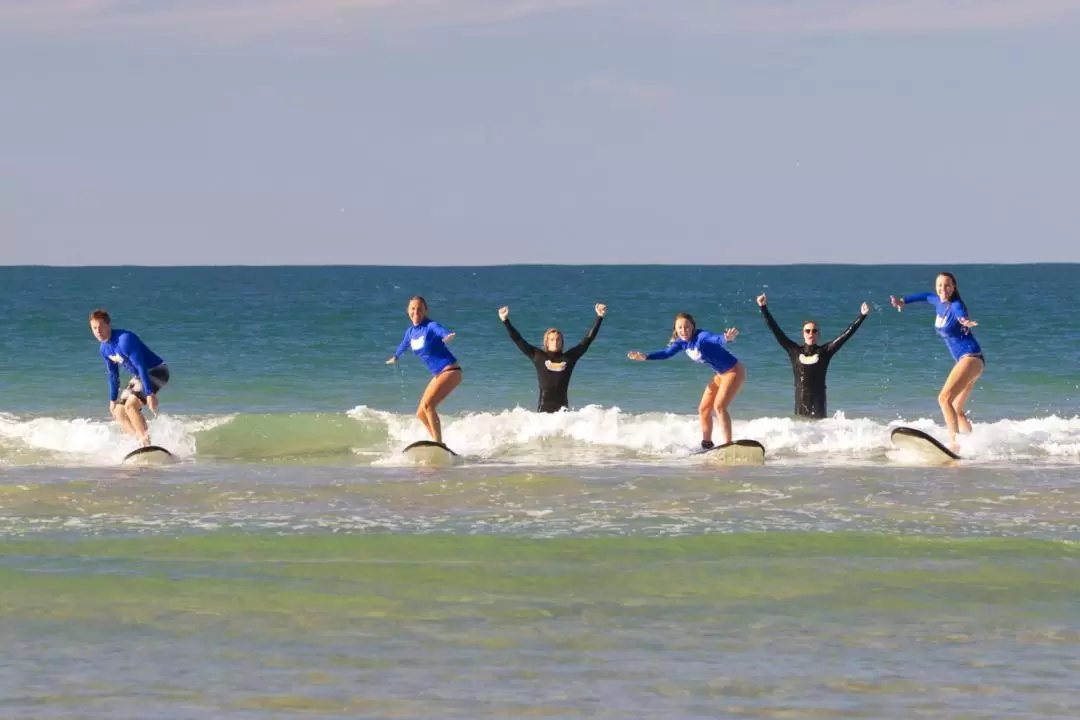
(498, 303, 606, 413)
(756, 294, 869, 418)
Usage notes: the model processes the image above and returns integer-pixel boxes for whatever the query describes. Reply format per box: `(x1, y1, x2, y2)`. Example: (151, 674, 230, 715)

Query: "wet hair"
(670, 312, 696, 343)
(543, 328, 564, 347)
(89, 308, 111, 324)
(408, 295, 428, 310)
(936, 271, 968, 314)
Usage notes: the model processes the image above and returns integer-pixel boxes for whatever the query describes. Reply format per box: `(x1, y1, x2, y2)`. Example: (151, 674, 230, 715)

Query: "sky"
(2, 0, 1079, 266)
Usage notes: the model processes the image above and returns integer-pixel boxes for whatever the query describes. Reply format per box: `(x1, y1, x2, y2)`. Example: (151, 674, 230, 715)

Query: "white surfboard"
(401, 440, 461, 467)
(695, 439, 766, 465)
(122, 445, 176, 466)
(890, 427, 960, 463)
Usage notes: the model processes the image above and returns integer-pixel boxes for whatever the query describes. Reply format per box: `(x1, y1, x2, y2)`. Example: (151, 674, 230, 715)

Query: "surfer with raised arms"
(757, 293, 869, 418)
(890, 271, 983, 452)
(498, 303, 606, 413)
(89, 309, 169, 448)
(627, 313, 746, 449)
(386, 296, 463, 444)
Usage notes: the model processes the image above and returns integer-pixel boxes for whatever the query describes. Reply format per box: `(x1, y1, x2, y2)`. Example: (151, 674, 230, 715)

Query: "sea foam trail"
(3, 407, 1080, 466)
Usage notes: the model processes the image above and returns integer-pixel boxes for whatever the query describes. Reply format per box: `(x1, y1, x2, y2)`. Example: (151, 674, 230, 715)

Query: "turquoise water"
(2, 265, 1079, 717)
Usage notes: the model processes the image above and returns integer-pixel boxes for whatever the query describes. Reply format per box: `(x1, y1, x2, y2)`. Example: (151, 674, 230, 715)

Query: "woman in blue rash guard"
(386, 296, 462, 444)
(890, 271, 983, 452)
(627, 312, 746, 449)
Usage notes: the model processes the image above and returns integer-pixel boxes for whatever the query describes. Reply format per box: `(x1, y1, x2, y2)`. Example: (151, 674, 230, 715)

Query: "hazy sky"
(3, 0, 1079, 265)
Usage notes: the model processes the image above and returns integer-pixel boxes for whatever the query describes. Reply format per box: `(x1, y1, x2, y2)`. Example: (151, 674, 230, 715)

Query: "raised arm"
(499, 307, 538, 359)
(824, 302, 869, 357)
(757, 295, 798, 351)
(565, 304, 606, 360)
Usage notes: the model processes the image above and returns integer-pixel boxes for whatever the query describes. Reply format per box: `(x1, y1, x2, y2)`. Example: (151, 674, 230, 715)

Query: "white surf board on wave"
(122, 445, 176, 466)
(402, 440, 462, 467)
(890, 427, 960, 463)
(694, 439, 766, 465)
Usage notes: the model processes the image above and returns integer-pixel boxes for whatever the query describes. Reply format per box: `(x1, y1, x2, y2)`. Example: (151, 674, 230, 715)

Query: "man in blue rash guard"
(89, 308, 169, 447)
(756, 293, 870, 418)
(890, 271, 984, 452)
(386, 296, 462, 444)
(627, 312, 747, 449)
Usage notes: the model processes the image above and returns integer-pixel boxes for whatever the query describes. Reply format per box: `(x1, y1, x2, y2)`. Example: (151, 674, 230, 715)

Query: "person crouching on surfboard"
(627, 312, 746, 449)
(89, 309, 169, 448)
(890, 271, 983, 453)
(498, 303, 606, 413)
(756, 293, 869, 419)
(386, 296, 463, 444)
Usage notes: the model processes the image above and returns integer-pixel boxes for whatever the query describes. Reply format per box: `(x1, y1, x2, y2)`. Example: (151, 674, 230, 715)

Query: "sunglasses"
(803, 328, 819, 335)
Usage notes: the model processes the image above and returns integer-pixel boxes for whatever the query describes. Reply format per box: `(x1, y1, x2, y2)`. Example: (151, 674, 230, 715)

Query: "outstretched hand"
(443, 332, 456, 342)
(860, 302, 870, 316)
(498, 306, 509, 322)
(889, 295, 905, 311)
(386, 356, 397, 365)
(627, 351, 646, 361)
(958, 317, 978, 328)
(595, 303, 607, 317)
(756, 294, 767, 307)
(724, 328, 739, 342)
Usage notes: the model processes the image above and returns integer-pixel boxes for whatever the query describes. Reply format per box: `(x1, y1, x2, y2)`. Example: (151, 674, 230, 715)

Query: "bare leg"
(938, 356, 984, 451)
(951, 372, 981, 434)
(417, 368, 463, 443)
(698, 381, 720, 445)
(123, 397, 151, 446)
(711, 362, 747, 446)
(112, 403, 137, 437)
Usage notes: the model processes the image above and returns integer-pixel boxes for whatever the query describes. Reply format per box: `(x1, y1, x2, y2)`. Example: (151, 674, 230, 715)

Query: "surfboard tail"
(698, 439, 766, 465)
(890, 427, 960, 463)
(122, 445, 176, 466)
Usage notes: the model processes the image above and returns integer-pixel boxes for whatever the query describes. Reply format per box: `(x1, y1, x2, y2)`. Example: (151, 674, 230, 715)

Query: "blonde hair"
(543, 328, 564, 347)
(670, 312, 696, 343)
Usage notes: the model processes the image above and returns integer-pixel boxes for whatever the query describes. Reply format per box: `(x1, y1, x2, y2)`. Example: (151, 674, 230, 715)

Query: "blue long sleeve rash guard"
(99, 329, 165, 401)
(394, 318, 458, 375)
(902, 292, 982, 361)
(644, 329, 739, 374)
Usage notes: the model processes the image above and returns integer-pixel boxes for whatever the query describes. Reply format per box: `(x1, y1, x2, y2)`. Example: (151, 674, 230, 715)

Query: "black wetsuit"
(502, 316, 603, 413)
(760, 305, 866, 419)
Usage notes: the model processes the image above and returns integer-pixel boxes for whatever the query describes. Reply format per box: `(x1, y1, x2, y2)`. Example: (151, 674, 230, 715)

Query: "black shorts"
(119, 365, 170, 404)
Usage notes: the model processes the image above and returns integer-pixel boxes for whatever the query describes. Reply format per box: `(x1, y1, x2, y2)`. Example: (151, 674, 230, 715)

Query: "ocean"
(2, 264, 1078, 718)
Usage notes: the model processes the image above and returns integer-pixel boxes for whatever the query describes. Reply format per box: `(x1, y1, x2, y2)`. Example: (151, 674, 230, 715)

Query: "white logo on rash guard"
(798, 353, 820, 365)
(544, 360, 567, 372)
(935, 314, 948, 329)
(108, 353, 124, 363)
(410, 336, 425, 350)
(685, 347, 703, 363)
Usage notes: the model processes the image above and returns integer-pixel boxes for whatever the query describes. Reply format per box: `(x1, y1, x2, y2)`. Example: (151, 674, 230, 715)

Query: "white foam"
(0, 412, 197, 465)
(5, 407, 1080, 467)
(348, 405, 1080, 466)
